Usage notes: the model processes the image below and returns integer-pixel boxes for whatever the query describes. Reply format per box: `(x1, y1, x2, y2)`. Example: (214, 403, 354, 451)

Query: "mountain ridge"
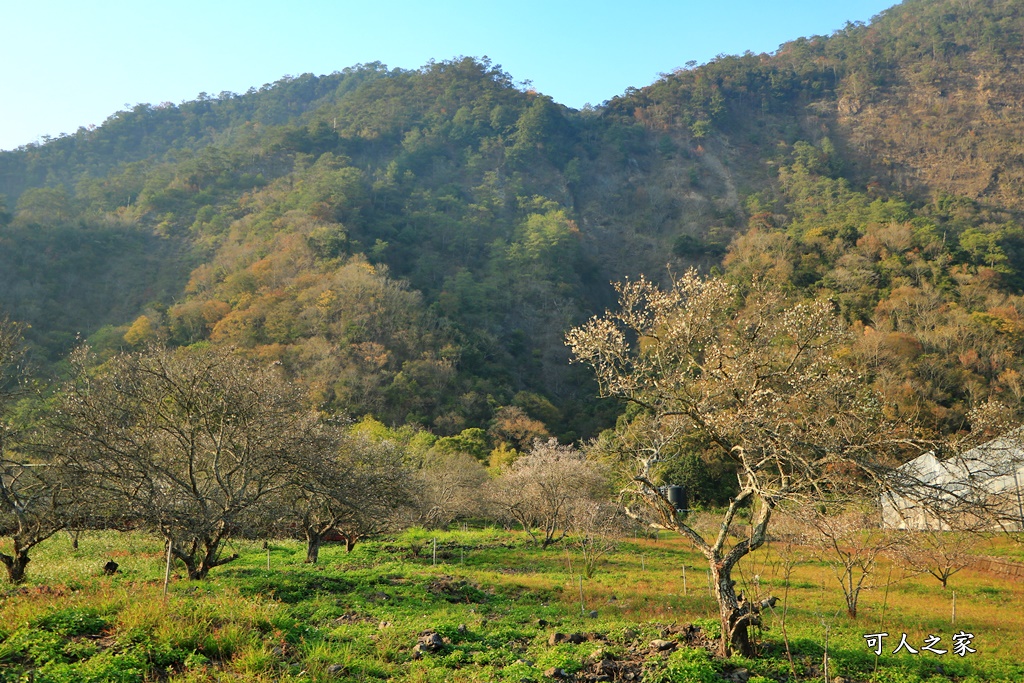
(5, 0, 1024, 444)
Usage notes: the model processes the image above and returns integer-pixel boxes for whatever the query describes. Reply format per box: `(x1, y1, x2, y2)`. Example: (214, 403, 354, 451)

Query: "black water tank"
(665, 485, 687, 511)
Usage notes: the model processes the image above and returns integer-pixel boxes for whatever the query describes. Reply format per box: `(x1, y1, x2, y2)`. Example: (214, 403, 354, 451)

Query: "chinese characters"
(864, 632, 976, 656)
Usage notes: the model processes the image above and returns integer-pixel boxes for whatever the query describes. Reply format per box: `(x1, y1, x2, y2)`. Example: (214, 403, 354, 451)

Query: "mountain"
(5, 0, 1024, 443)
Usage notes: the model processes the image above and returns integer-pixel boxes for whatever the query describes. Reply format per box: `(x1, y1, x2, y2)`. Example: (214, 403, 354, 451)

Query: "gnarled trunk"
(0, 531, 54, 584)
(710, 559, 758, 657)
(0, 549, 30, 584)
(171, 537, 239, 580)
(666, 489, 775, 657)
(305, 530, 323, 564)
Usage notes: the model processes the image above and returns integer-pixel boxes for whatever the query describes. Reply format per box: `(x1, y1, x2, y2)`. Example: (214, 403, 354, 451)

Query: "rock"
(727, 668, 750, 682)
(377, 620, 391, 629)
(622, 628, 637, 641)
(833, 677, 849, 683)
(588, 610, 599, 618)
(544, 667, 568, 679)
(548, 632, 568, 646)
(596, 659, 619, 675)
(650, 639, 677, 651)
(568, 633, 586, 644)
(515, 658, 535, 666)
(457, 623, 467, 633)
(326, 664, 347, 676)
(537, 618, 548, 627)
(103, 561, 118, 575)
(414, 632, 445, 654)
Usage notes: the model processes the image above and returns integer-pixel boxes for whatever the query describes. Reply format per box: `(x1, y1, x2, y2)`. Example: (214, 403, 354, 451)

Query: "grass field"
(1, 527, 1022, 682)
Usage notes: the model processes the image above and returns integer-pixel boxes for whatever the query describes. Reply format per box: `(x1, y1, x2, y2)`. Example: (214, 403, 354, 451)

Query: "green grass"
(0, 528, 1022, 681)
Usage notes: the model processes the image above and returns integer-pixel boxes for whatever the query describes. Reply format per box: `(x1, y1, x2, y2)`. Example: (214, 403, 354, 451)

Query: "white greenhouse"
(882, 430, 1024, 531)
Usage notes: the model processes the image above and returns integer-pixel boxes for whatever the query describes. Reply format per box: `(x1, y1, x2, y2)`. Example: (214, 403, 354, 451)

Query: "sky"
(0, 0, 899, 151)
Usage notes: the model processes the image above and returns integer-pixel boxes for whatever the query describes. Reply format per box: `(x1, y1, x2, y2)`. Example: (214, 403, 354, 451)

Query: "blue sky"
(0, 0, 898, 151)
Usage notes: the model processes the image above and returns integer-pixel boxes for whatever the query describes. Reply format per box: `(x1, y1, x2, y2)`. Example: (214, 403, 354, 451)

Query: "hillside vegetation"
(4, 0, 1024, 453)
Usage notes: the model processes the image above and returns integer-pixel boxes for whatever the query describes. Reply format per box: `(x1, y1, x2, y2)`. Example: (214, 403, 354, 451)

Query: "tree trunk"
(175, 549, 200, 581)
(196, 539, 238, 579)
(0, 550, 30, 584)
(343, 534, 357, 553)
(306, 532, 322, 564)
(710, 559, 756, 657)
(697, 494, 774, 657)
(172, 538, 238, 580)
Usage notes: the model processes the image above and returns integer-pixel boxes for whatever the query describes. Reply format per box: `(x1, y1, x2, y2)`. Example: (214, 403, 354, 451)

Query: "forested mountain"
(5, 0, 1024, 448)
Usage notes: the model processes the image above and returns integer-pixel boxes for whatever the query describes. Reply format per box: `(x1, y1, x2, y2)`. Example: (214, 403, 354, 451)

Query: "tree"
(567, 271, 914, 656)
(790, 503, 895, 618)
(412, 450, 488, 529)
(0, 318, 69, 583)
(567, 499, 623, 578)
(288, 433, 411, 563)
(892, 526, 982, 589)
(14, 187, 73, 224)
(56, 345, 326, 580)
(490, 439, 609, 548)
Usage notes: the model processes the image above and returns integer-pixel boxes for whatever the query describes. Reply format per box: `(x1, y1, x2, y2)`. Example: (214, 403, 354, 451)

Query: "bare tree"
(56, 345, 326, 580)
(288, 433, 411, 563)
(491, 439, 609, 548)
(892, 526, 981, 589)
(567, 499, 623, 577)
(0, 318, 70, 583)
(567, 271, 917, 656)
(412, 450, 488, 529)
(791, 503, 893, 618)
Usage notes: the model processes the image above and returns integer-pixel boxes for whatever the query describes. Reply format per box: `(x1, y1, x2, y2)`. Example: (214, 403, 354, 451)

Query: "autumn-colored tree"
(488, 405, 549, 451)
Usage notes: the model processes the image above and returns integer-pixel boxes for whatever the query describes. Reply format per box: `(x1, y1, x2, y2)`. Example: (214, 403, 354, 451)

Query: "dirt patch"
(559, 623, 716, 682)
(425, 576, 489, 603)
